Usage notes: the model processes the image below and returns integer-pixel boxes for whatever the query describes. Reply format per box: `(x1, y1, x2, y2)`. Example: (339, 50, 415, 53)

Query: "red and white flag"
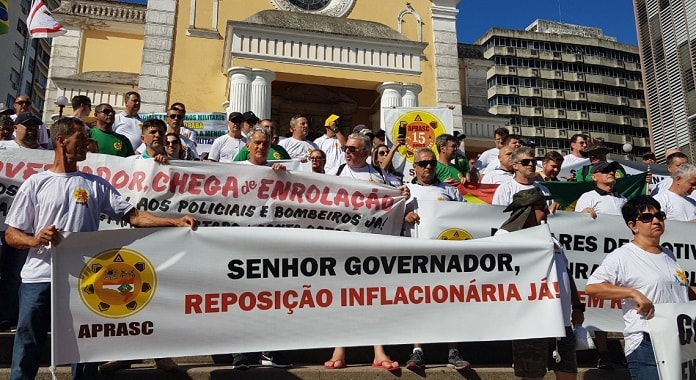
(27, 0, 66, 38)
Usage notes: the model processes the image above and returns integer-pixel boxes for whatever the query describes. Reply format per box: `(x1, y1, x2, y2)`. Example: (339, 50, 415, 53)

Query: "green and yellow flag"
(541, 172, 648, 210)
(0, 0, 9, 35)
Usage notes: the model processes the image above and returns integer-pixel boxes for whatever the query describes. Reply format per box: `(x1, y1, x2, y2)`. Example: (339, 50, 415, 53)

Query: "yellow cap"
(324, 114, 340, 127)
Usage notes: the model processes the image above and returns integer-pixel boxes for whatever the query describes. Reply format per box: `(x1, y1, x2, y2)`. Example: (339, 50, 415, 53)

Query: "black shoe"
(232, 354, 250, 370)
(259, 351, 292, 368)
(406, 350, 425, 370)
(597, 352, 615, 370)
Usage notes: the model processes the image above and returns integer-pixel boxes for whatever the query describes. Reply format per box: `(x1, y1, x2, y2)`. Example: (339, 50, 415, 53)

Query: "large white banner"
(382, 107, 453, 183)
(648, 302, 696, 380)
(52, 225, 563, 365)
(0, 150, 405, 234)
(415, 201, 696, 332)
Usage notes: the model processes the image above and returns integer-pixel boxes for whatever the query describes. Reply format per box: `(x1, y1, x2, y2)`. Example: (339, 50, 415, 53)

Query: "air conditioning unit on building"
(532, 69, 540, 77)
(575, 54, 583, 61)
(623, 116, 631, 125)
(510, 106, 518, 113)
(535, 127, 543, 136)
(559, 129, 568, 138)
(530, 50, 538, 56)
(507, 47, 515, 54)
(577, 73, 584, 80)
(557, 109, 566, 116)
(510, 86, 517, 93)
(556, 90, 564, 96)
(512, 126, 522, 134)
(533, 88, 540, 95)
(509, 67, 517, 73)
(555, 71, 562, 77)
(534, 107, 542, 115)
(535, 148, 547, 157)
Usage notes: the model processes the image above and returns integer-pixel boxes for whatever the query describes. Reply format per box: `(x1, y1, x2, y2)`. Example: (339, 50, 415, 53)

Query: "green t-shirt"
(89, 127, 135, 157)
(435, 161, 465, 183)
(233, 145, 291, 161)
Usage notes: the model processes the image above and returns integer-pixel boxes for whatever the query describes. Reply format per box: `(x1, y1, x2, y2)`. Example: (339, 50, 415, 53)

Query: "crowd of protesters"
(0, 92, 692, 380)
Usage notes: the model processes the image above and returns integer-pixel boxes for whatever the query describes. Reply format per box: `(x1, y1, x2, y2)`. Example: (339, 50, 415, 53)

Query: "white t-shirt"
(136, 134, 199, 160)
(5, 170, 134, 283)
(574, 190, 626, 216)
(0, 140, 21, 149)
(481, 168, 514, 185)
(587, 243, 689, 355)
(314, 135, 344, 173)
(336, 164, 388, 185)
(402, 182, 463, 237)
(278, 137, 318, 159)
(653, 190, 696, 222)
(561, 154, 589, 168)
(492, 181, 551, 206)
(475, 147, 498, 170)
(113, 112, 143, 151)
(651, 177, 696, 201)
(208, 134, 246, 163)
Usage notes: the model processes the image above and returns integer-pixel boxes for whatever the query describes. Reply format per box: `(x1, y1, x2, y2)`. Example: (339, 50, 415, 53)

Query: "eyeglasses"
(516, 158, 537, 166)
(342, 146, 361, 153)
(414, 159, 437, 168)
(168, 114, 183, 120)
(165, 140, 180, 146)
(98, 109, 115, 115)
(15, 100, 31, 106)
(377, 150, 389, 156)
(309, 156, 325, 161)
(636, 211, 666, 223)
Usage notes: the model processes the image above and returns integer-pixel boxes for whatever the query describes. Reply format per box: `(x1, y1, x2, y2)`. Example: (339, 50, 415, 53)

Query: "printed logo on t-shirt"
(113, 141, 122, 151)
(73, 188, 89, 206)
(273, 151, 281, 160)
(675, 269, 688, 286)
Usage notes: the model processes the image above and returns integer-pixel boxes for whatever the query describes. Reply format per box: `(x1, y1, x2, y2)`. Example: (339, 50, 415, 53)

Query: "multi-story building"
(0, 0, 56, 116)
(633, 0, 696, 163)
(475, 19, 650, 160)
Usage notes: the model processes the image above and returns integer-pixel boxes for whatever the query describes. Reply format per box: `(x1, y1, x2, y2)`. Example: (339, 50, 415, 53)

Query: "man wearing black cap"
(11, 96, 50, 149)
(5, 113, 43, 149)
(207, 112, 247, 162)
(641, 151, 656, 164)
(575, 161, 627, 219)
(242, 111, 260, 135)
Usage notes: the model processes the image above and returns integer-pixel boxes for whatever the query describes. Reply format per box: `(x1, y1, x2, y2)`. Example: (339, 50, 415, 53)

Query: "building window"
(16, 19, 28, 37)
(23, 82, 32, 97)
(13, 43, 23, 60)
(20, 0, 30, 15)
(10, 69, 20, 90)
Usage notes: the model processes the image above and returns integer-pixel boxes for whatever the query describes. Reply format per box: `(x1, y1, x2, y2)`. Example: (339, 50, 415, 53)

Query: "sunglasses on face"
(309, 156, 324, 161)
(636, 211, 666, 223)
(516, 158, 537, 166)
(165, 140, 180, 146)
(168, 114, 183, 120)
(414, 159, 437, 168)
(342, 146, 361, 153)
(98, 109, 115, 115)
(15, 100, 31, 106)
(377, 150, 389, 156)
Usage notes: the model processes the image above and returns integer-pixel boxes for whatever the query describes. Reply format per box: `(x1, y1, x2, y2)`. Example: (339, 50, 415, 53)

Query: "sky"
(456, 0, 639, 45)
(118, 0, 639, 46)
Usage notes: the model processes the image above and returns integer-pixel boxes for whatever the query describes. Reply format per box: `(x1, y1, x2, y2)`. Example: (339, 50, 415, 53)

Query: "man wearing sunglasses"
(575, 161, 627, 219)
(652, 163, 696, 222)
(11, 95, 50, 149)
(492, 146, 553, 207)
(586, 196, 695, 379)
(89, 104, 134, 157)
(402, 148, 468, 371)
(165, 107, 198, 160)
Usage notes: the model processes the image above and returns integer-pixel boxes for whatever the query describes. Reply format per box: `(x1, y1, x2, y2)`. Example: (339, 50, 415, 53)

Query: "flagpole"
(15, 27, 32, 98)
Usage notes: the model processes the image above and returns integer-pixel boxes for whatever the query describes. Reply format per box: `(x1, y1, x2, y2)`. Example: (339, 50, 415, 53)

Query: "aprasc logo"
(78, 248, 156, 318)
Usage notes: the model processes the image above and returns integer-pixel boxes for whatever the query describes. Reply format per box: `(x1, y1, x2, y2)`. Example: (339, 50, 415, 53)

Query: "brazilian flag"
(0, 0, 8, 35)
(541, 172, 648, 210)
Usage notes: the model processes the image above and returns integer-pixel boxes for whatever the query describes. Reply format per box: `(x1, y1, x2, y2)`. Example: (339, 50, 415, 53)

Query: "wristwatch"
(572, 303, 586, 312)
(332, 127, 340, 134)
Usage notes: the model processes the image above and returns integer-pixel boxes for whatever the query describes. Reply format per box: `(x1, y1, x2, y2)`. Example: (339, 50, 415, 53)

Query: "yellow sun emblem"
(74, 188, 89, 206)
(114, 142, 122, 151)
(675, 269, 688, 286)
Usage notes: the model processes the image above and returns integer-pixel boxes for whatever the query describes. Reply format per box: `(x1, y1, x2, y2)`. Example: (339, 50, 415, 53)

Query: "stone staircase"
(0, 332, 631, 379)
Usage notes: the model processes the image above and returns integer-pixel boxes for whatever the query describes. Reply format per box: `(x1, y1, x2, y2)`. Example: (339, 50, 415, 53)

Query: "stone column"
(139, 0, 177, 113)
(43, 28, 83, 123)
(227, 67, 252, 114)
(431, 0, 463, 132)
(250, 68, 275, 119)
(401, 83, 422, 107)
(377, 82, 403, 108)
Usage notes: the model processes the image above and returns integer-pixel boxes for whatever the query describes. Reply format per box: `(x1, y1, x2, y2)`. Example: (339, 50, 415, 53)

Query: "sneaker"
(597, 353, 614, 370)
(447, 349, 470, 370)
(260, 351, 292, 368)
(406, 350, 425, 370)
(231, 353, 250, 370)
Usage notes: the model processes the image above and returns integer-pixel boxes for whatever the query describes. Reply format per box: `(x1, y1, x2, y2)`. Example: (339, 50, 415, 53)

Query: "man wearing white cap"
(313, 114, 346, 173)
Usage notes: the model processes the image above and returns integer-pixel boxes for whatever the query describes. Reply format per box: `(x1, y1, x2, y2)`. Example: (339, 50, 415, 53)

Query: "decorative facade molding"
(223, 21, 426, 75)
(398, 3, 423, 42)
(55, 0, 146, 25)
(269, 0, 355, 18)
